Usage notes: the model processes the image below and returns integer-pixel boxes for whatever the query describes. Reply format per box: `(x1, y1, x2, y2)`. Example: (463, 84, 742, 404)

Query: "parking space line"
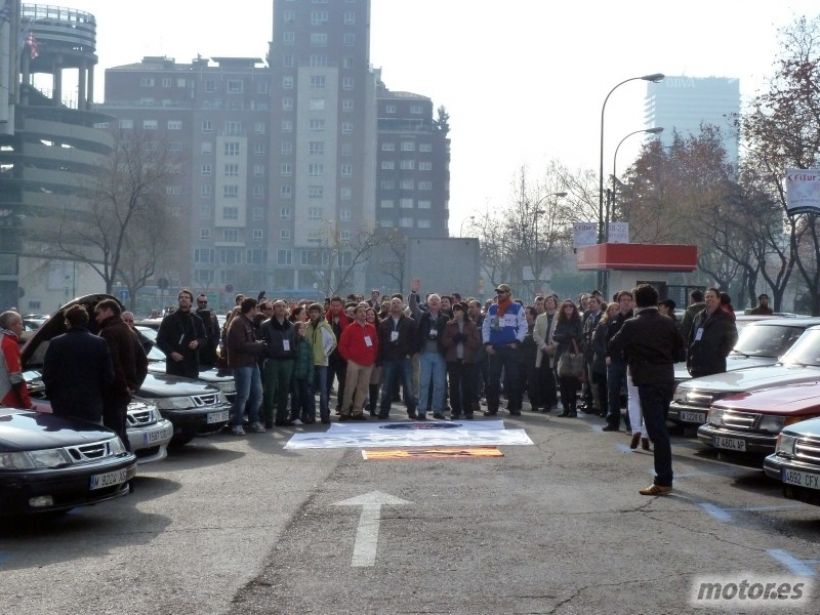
(615, 443, 633, 454)
(699, 502, 733, 522)
(767, 549, 817, 577)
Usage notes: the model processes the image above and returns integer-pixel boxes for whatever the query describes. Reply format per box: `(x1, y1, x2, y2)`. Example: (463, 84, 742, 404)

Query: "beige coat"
(533, 311, 558, 368)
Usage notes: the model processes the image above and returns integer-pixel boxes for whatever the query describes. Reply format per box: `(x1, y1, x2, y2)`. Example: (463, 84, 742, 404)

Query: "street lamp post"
(534, 191, 567, 294)
(459, 215, 476, 237)
(608, 126, 664, 232)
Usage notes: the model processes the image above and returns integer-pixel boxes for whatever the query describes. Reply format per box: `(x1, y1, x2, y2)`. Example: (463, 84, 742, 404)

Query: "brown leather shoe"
(641, 437, 651, 451)
(639, 484, 672, 496)
(630, 432, 641, 449)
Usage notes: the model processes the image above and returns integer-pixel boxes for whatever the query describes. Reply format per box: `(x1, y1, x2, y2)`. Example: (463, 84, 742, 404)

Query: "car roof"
(746, 317, 820, 328)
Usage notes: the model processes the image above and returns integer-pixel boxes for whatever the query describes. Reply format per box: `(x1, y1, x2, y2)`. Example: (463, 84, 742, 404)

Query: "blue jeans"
(418, 352, 446, 415)
(638, 381, 675, 486)
(606, 361, 627, 428)
(313, 366, 329, 420)
(232, 365, 262, 427)
(380, 357, 417, 417)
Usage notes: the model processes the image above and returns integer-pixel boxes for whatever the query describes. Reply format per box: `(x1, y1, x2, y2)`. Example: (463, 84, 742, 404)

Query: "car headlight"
(776, 434, 797, 457)
(155, 397, 195, 410)
(708, 409, 725, 426)
(108, 438, 126, 455)
(758, 415, 786, 434)
(0, 447, 73, 470)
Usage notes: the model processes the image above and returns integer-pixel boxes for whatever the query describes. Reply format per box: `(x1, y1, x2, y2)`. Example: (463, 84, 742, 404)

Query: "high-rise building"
(101, 55, 273, 295)
(644, 76, 740, 164)
(376, 79, 450, 237)
(268, 0, 378, 296)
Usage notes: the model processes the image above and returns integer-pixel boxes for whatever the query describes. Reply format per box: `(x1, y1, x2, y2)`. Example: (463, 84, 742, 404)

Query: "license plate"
(714, 436, 746, 451)
(782, 468, 820, 490)
(143, 425, 173, 445)
(89, 468, 128, 490)
(207, 410, 230, 424)
(680, 410, 707, 423)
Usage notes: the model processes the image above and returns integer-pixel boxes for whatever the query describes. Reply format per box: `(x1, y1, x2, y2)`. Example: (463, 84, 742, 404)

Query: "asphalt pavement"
(1, 408, 818, 615)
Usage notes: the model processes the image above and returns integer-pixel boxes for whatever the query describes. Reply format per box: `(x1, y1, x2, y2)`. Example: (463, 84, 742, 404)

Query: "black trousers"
(559, 375, 579, 413)
(327, 356, 347, 409)
(638, 381, 675, 486)
(447, 360, 475, 416)
(104, 398, 131, 451)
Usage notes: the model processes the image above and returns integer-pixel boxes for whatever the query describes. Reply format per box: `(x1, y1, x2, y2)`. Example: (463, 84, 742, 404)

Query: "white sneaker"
(231, 425, 246, 436)
(249, 422, 266, 433)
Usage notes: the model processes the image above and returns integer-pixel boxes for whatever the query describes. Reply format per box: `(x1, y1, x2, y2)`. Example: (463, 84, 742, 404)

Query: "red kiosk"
(576, 243, 698, 299)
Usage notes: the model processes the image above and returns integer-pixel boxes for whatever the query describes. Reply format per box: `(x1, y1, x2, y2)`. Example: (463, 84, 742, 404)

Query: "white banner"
(607, 222, 630, 244)
(573, 222, 598, 248)
(283, 419, 534, 449)
(784, 168, 820, 215)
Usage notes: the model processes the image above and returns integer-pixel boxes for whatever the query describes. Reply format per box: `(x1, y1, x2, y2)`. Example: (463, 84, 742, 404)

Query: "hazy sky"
(58, 0, 818, 234)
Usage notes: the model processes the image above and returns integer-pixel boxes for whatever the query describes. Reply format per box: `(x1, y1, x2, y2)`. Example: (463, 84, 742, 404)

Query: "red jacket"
(1, 331, 32, 409)
(338, 321, 379, 366)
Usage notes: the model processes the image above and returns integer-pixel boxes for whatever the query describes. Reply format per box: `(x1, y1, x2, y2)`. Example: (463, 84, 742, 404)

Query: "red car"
(698, 380, 820, 456)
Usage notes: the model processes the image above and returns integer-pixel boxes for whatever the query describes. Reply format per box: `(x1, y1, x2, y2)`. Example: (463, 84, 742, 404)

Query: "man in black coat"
(195, 294, 220, 368)
(687, 288, 738, 378)
(609, 284, 685, 496)
(156, 289, 207, 379)
(43, 305, 115, 424)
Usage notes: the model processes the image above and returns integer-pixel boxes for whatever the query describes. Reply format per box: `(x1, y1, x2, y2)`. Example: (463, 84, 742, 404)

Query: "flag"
(25, 31, 38, 60)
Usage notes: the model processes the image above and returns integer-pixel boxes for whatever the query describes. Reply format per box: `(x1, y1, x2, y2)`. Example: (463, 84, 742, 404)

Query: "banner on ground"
(283, 420, 534, 450)
(784, 168, 820, 215)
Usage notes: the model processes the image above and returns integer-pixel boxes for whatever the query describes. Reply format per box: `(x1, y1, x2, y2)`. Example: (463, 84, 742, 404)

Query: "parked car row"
(668, 320, 820, 508)
(1, 295, 236, 517)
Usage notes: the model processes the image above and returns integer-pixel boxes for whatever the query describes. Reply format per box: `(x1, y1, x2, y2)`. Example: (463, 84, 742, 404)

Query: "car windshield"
(781, 330, 820, 367)
(732, 325, 805, 358)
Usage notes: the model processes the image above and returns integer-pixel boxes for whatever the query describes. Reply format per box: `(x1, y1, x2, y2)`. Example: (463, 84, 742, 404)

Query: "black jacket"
(43, 328, 115, 422)
(196, 307, 221, 367)
(552, 319, 583, 363)
(378, 314, 416, 362)
(414, 311, 449, 355)
(605, 310, 633, 363)
(608, 308, 685, 386)
(687, 308, 738, 377)
(156, 310, 207, 379)
(261, 317, 297, 360)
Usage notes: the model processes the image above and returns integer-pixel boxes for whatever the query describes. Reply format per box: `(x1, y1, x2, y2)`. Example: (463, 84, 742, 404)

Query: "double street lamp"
(533, 191, 567, 294)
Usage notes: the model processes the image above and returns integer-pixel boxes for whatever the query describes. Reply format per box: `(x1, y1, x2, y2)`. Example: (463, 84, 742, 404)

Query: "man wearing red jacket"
(338, 303, 378, 420)
(325, 296, 350, 413)
(0, 311, 32, 409)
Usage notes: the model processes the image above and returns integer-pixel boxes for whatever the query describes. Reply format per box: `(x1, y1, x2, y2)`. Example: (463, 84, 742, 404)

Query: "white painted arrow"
(334, 491, 412, 567)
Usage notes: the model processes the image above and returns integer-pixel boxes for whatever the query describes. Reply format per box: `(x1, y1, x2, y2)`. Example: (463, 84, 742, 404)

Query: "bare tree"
(307, 228, 385, 297)
(56, 130, 174, 294)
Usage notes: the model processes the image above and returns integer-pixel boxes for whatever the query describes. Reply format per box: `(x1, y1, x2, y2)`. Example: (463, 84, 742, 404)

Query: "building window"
(280, 163, 292, 176)
(418, 200, 432, 209)
(410, 104, 423, 114)
(418, 219, 431, 229)
(194, 248, 214, 264)
(142, 120, 158, 130)
(309, 55, 328, 67)
(400, 179, 414, 190)
(342, 99, 354, 112)
(225, 121, 242, 135)
(310, 75, 326, 89)
(283, 31, 295, 45)
(309, 119, 325, 132)
(201, 185, 212, 197)
(419, 143, 433, 153)
(224, 164, 239, 176)
(282, 97, 294, 111)
(283, 9, 295, 22)
(253, 122, 265, 134)
(169, 142, 183, 153)
(310, 32, 328, 47)
(380, 179, 395, 190)
(227, 80, 244, 93)
(202, 120, 214, 133)
(223, 208, 239, 222)
(380, 199, 394, 209)
(400, 198, 414, 209)
(309, 141, 324, 155)
(340, 209, 352, 221)
(381, 161, 395, 170)
(308, 163, 324, 177)
(195, 270, 214, 284)
(252, 229, 264, 241)
(177, 78, 187, 88)
(401, 141, 416, 152)
(280, 185, 292, 198)
(341, 142, 353, 157)
(253, 164, 265, 177)
(280, 207, 291, 219)
(165, 185, 182, 196)
(342, 77, 354, 90)
(167, 120, 182, 130)
(310, 10, 328, 25)
(385, 104, 396, 114)
(341, 122, 353, 135)
(281, 120, 293, 132)
(278, 249, 292, 265)
(224, 142, 240, 156)
(201, 142, 213, 154)
(340, 187, 352, 201)
(343, 56, 354, 69)
(119, 119, 133, 129)
(343, 33, 356, 46)
(161, 77, 172, 88)
(253, 207, 264, 221)
(252, 185, 264, 198)
(419, 161, 433, 171)
(381, 142, 395, 152)
(418, 180, 433, 190)
(343, 11, 356, 24)
(257, 81, 269, 94)
(255, 143, 267, 154)
(309, 185, 324, 199)
(341, 163, 353, 177)
(282, 75, 294, 89)
(204, 80, 216, 93)
(399, 217, 414, 228)
(400, 160, 415, 170)
(140, 77, 155, 87)
(201, 164, 212, 176)
(309, 98, 326, 111)
(223, 185, 239, 198)
(281, 142, 293, 155)
(379, 220, 394, 228)
(308, 207, 323, 220)
(282, 54, 294, 67)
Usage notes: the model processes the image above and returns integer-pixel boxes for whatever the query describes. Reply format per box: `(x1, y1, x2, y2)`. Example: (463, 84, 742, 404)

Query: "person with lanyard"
(338, 304, 379, 421)
(261, 300, 297, 427)
(413, 294, 449, 420)
(532, 295, 559, 412)
(325, 296, 350, 414)
(305, 303, 337, 424)
(156, 289, 207, 379)
(0, 310, 33, 410)
(376, 296, 417, 420)
(602, 290, 637, 432)
(687, 287, 738, 378)
(442, 302, 481, 419)
(481, 284, 527, 417)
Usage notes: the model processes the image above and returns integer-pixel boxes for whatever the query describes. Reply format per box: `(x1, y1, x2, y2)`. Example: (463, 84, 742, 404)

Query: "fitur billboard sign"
(784, 169, 820, 215)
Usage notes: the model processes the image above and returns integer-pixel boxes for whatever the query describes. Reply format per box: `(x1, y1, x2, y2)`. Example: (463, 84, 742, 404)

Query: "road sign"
(119, 289, 129, 301)
(157, 277, 169, 290)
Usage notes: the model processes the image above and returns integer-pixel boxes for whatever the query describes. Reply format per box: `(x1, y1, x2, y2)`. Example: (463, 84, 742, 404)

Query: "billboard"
(784, 168, 820, 215)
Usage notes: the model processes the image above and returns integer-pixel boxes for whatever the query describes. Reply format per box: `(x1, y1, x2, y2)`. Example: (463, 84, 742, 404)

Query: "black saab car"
(764, 417, 820, 505)
(22, 294, 231, 447)
(0, 407, 137, 516)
